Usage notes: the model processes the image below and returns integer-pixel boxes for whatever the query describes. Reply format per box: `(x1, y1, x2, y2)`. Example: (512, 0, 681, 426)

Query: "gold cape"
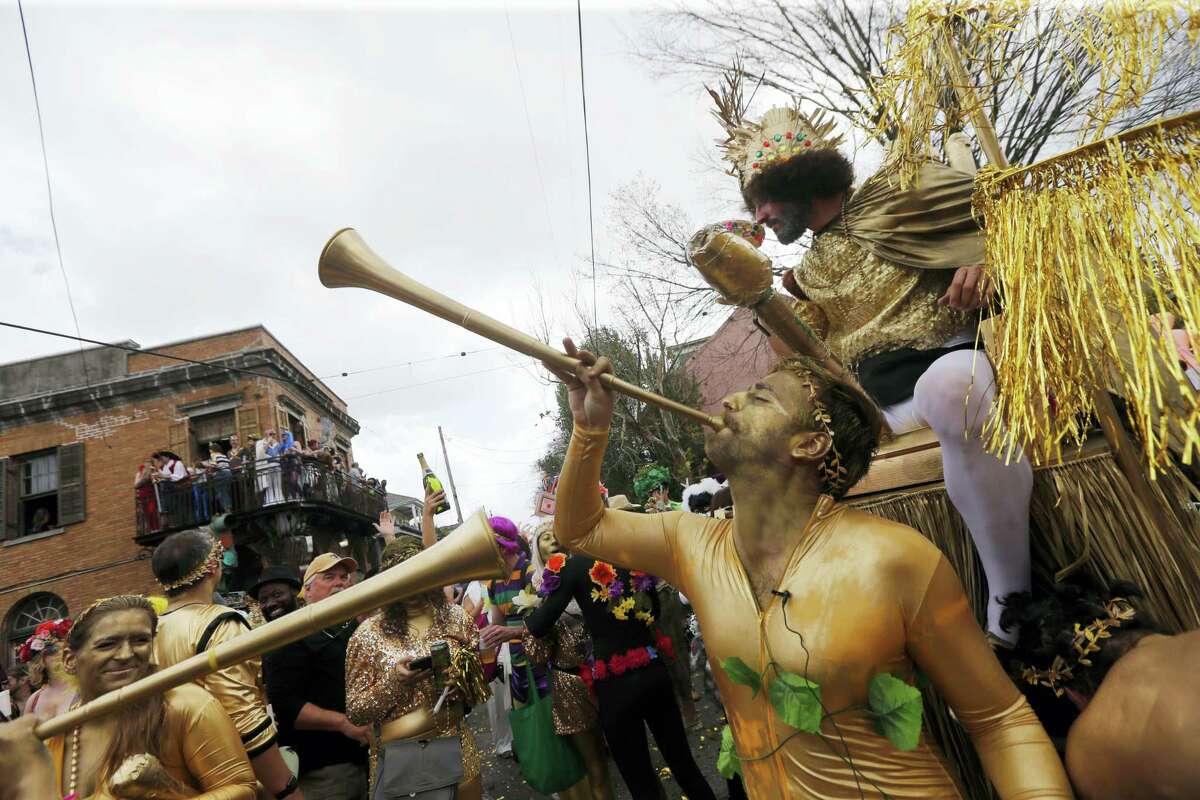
(841, 160, 985, 271)
(554, 425, 1073, 799)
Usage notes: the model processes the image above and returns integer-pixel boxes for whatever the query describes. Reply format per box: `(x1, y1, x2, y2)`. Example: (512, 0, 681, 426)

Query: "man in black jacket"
(259, 554, 368, 800)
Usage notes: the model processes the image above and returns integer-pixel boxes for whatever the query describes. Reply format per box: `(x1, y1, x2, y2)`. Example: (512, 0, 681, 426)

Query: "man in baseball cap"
(300, 553, 358, 603)
(263, 552, 367, 799)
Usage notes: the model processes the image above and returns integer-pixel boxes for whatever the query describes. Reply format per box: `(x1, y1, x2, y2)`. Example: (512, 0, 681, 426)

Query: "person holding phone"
(345, 537, 490, 800)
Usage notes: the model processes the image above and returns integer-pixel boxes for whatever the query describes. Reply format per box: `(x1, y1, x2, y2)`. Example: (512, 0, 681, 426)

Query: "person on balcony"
(256, 430, 282, 506)
(152, 529, 301, 800)
(153, 450, 190, 528)
(208, 442, 234, 514)
(710, 95, 1030, 643)
(135, 456, 161, 531)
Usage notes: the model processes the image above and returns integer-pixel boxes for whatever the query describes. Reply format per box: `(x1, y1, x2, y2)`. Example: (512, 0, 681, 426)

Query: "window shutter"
(0, 458, 16, 540)
(276, 407, 290, 439)
(235, 406, 260, 441)
(168, 420, 190, 461)
(57, 443, 86, 526)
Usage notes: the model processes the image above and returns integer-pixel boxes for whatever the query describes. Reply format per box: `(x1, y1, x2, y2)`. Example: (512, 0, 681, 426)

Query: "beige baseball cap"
(302, 553, 359, 588)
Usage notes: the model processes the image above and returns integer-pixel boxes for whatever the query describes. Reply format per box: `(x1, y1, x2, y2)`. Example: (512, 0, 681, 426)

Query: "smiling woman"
(17, 595, 259, 800)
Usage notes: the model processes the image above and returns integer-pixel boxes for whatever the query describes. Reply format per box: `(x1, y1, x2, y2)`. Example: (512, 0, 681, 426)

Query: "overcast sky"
(1, 0, 876, 525)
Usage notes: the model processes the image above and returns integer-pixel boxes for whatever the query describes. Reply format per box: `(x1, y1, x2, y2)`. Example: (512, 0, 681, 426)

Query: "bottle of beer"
(417, 453, 451, 514)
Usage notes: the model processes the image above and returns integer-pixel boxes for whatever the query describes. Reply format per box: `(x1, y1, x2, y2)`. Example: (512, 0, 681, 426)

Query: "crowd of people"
(134, 431, 389, 533)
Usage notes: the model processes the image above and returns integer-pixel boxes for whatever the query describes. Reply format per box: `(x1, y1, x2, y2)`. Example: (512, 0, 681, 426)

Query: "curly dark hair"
(769, 358, 882, 499)
(741, 148, 855, 212)
(1000, 578, 1161, 698)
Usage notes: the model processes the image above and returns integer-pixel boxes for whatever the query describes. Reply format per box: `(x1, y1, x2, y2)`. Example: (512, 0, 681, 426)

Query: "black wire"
(575, 0, 598, 330)
(18, 0, 107, 446)
(779, 595, 892, 800)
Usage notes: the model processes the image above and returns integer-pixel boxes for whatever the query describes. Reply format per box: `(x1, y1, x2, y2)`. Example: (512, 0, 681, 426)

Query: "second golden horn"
(35, 510, 507, 740)
(319, 228, 724, 430)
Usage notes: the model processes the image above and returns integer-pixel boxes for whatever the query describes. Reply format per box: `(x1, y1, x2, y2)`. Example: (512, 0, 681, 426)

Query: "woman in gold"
(345, 537, 489, 800)
(523, 520, 612, 800)
(44, 594, 257, 800)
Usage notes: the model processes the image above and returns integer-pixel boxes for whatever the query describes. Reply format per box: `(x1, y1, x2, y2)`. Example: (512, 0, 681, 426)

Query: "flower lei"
(18, 618, 73, 663)
(588, 561, 657, 626)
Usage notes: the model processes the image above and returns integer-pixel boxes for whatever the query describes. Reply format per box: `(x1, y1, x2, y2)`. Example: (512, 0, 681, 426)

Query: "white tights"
(883, 349, 1032, 642)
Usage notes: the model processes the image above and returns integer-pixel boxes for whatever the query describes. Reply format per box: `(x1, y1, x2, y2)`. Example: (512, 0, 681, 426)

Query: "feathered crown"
(707, 66, 844, 188)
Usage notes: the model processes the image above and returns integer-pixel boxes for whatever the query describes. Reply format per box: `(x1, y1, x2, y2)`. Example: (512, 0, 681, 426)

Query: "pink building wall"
(682, 307, 780, 415)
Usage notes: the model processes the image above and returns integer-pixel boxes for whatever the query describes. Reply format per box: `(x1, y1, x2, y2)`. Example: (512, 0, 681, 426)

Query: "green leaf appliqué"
(768, 671, 823, 733)
(868, 673, 923, 751)
(721, 656, 762, 697)
(717, 724, 742, 779)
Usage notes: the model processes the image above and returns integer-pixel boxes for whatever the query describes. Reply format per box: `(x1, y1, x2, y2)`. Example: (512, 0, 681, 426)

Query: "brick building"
(0, 326, 380, 669)
(677, 307, 780, 414)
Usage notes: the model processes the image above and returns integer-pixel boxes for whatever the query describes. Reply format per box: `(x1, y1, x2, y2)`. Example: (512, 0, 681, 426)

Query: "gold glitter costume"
(555, 424, 1073, 799)
(46, 683, 257, 800)
(154, 604, 278, 757)
(344, 607, 483, 787)
(522, 613, 598, 735)
(790, 161, 980, 366)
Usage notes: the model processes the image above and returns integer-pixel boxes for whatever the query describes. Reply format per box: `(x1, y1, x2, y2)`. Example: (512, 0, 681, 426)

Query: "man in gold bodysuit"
(545, 340, 1073, 799)
(712, 99, 1032, 642)
(151, 529, 301, 800)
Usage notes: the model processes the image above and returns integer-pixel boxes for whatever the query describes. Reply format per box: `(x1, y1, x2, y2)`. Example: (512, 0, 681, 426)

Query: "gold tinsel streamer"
(872, 0, 1199, 187)
(974, 110, 1200, 474)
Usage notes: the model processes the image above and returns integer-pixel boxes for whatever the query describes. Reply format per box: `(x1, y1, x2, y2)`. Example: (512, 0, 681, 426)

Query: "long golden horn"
(319, 228, 723, 431)
(35, 510, 506, 740)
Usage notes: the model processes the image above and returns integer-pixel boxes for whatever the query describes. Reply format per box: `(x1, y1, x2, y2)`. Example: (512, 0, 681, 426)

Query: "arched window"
(5, 593, 68, 669)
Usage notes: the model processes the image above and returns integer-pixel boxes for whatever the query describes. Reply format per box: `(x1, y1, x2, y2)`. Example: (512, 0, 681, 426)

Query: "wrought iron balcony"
(134, 456, 389, 545)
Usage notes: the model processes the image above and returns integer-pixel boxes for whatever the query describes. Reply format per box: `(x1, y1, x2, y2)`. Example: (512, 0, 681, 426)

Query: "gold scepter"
(318, 228, 725, 431)
(34, 510, 506, 740)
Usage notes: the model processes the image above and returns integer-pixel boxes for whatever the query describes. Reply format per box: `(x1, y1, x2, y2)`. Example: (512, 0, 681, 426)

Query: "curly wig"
(741, 148, 855, 212)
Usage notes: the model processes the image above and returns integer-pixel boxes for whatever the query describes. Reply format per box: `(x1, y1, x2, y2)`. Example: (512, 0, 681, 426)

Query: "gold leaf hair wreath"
(707, 65, 844, 188)
(794, 369, 850, 497)
(158, 538, 223, 592)
(1018, 597, 1138, 696)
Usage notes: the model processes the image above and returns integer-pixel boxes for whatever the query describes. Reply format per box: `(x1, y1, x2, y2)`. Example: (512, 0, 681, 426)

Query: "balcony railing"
(135, 457, 388, 538)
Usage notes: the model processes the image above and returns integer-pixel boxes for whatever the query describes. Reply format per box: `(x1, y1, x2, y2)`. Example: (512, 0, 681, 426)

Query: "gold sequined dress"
(522, 612, 598, 735)
(344, 607, 483, 785)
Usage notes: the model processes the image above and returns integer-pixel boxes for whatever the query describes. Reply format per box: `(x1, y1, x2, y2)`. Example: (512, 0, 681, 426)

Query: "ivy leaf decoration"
(868, 673, 923, 751)
(717, 724, 742, 779)
(721, 656, 762, 698)
(768, 671, 823, 733)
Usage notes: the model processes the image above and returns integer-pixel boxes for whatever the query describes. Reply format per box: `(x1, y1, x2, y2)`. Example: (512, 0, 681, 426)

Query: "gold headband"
(1018, 597, 1137, 696)
(795, 369, 849, 496)
(158, 538, 223, 592)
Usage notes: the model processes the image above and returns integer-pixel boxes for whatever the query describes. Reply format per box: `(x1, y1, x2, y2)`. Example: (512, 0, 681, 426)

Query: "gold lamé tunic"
(154, 604, 278, 757)
(522, 612, 598, 735)
(793, 230, 967, 366)
(344, 608, 482, 784)
(555, 425, 1073, 800)
(46, 683, 258, 800)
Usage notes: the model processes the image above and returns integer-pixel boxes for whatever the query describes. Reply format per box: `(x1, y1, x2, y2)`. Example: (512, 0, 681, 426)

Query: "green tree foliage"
(536, 324, 707, 500)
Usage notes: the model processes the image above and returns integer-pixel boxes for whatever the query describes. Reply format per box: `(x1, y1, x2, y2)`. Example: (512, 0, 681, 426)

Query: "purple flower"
(632, 573, 655, 593)
(607, 580, 625, 599)
(539, 573, 561, 595)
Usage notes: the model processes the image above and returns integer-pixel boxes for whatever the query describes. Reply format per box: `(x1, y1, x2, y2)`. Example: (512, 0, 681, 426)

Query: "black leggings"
(595, 662, 716, 800)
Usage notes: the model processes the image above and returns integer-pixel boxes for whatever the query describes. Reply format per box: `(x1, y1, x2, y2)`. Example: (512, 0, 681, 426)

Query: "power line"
(319, 346, 504, 379)
(504, 2, 561, 270)
(18, 0, 106, 445)
(576, 0, 598, 329)
(344, 360, 537, 401)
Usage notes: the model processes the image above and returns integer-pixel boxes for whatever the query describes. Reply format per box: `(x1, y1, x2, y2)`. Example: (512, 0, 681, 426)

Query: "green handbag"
(508, 662, 587, 793)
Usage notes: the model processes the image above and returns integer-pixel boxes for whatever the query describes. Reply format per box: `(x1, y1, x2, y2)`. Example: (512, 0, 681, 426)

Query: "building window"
(4, 593, 68, 669)
(190, 409, 237, 462)
(1, 444, 85, 540)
